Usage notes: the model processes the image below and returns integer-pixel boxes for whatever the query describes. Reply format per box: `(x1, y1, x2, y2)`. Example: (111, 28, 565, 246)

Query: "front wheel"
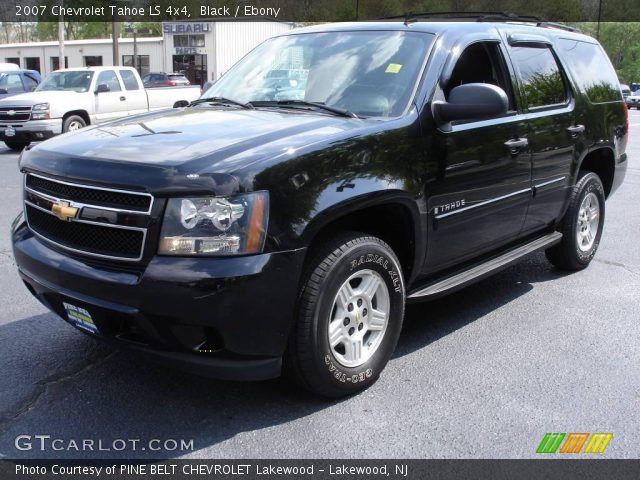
(63, 115, 87, 133)
(4, 141, 29, 152)
(546, 171, 605, 270)
(287, 232, 405, 397)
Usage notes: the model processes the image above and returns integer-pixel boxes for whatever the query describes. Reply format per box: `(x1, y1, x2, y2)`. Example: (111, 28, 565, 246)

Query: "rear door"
(425, 39, 532, 273)
(94, 69, 127, 122)
(503, 32, 579, 234)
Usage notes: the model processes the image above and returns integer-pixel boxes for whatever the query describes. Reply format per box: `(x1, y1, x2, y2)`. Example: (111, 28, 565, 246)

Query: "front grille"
(24, 173, 152, 262)
(26, 205, 144, 260)
(0, 106, 31, 122)
(26, 174, 151, 212)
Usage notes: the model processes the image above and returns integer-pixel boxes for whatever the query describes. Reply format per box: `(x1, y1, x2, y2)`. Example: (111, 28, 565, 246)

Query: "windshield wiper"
(251, 100, 358, 118)
(190, 96, 254, 109)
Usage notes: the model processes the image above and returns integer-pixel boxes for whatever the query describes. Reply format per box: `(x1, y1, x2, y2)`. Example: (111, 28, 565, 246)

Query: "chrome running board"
(408, 231, 562, 300)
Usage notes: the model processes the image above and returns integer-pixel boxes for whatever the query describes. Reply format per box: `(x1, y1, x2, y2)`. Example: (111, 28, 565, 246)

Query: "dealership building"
(0, 20, 296, 85)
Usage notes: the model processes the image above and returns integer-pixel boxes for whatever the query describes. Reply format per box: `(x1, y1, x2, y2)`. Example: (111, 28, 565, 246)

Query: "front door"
(425, 40, 532, 274)
(94, 70, 127, 123)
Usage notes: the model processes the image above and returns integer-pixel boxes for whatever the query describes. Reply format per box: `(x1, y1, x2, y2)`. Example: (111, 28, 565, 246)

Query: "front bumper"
(0, 119, 61, 143)
(12, 219, 306, 381)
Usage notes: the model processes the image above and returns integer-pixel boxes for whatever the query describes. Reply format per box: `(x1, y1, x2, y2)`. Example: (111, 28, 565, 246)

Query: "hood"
(22, 106, 373, 195)
(0, 90, 82, 107)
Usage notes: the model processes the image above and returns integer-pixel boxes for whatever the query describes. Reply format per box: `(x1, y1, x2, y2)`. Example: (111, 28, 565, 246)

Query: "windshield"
(36, 71, 94, 93)
(202, 31, 433, 118)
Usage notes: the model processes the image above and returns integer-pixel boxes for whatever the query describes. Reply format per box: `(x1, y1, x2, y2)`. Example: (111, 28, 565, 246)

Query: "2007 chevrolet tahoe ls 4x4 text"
(12, 17, 628, 397)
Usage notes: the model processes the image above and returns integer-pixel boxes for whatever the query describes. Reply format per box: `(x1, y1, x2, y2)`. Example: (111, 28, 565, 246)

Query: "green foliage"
(585, 81, 622, 103)
(521, 70, 565, 107)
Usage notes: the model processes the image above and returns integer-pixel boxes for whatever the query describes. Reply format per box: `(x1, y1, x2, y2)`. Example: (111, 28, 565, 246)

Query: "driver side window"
(96, 70, 122, 92)
(446, 42, 516, 111)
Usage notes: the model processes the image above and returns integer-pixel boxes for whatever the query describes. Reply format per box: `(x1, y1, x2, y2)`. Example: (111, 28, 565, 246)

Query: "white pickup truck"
(0, 66, 201, 151)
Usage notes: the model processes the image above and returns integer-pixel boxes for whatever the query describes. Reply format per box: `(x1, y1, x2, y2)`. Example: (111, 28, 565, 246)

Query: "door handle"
(504, 138, 528, 153)
(120, 96, 126, 101)
(566, 124, 585, 136)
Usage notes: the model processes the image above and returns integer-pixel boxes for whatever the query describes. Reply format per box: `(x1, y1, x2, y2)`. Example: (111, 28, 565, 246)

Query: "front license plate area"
(63, 301, 99, 334)
(4, 127, 15, 137)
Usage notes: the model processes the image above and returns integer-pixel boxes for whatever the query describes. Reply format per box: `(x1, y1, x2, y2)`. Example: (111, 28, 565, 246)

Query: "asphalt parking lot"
(0, 111, 638, 460)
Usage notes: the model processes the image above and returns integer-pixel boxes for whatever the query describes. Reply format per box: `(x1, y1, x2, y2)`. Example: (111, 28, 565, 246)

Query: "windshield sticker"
(385, 63, 403, 74)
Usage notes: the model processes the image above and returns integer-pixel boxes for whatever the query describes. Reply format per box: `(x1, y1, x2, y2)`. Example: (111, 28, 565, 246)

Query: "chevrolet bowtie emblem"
(51, 201, 78, 222)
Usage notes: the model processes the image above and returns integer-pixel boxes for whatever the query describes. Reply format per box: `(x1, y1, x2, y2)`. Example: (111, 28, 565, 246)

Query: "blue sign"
(163, 23, 210, 34)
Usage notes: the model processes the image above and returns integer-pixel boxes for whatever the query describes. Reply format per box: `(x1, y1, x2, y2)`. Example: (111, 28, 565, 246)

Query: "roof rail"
(377, 11, 580, 32)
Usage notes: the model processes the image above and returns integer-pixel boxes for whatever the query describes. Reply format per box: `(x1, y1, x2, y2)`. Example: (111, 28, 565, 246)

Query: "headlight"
(158, 191, 269, 256)
(31, 103, 49, 120)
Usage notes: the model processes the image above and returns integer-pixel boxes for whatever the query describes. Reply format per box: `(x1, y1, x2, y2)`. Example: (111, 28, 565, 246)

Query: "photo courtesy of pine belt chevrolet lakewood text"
(11, 16, 627, 397)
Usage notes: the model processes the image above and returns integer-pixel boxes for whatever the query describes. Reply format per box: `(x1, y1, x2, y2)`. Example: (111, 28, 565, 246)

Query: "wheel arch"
(299, 193, 424, 284)
(576, 147, 615, 198)
(62, 110, 90, 127)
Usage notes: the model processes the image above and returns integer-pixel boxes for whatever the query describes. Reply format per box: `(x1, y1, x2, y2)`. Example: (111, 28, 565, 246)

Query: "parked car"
(12, 18, 627, 397)
(0, 70, 41, 99)
(621, 83, 631, 101)
(0, 62, 20, 71)
(142, 72, 191, 87)
(0, 66, 200, 151)
(625, 89, 640, 109)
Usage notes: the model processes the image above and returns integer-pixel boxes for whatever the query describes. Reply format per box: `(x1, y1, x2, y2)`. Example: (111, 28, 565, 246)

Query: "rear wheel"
(63, 115, 86, 133)
(546, 171, 605, 270)
(4, 141, 29, 152)
(286, 232, 405, 397)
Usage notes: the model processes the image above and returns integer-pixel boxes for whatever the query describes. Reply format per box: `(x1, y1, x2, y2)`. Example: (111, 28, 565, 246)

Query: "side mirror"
(434, 83, 508, 123)
(95, 83, 110, 94)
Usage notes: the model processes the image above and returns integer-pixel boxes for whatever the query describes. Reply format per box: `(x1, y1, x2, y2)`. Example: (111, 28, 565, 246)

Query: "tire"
(4, 141, 29, 152)
(546, 171, 605, 271)
(63, 115, 87, 133)
(286, 232, 405, 397)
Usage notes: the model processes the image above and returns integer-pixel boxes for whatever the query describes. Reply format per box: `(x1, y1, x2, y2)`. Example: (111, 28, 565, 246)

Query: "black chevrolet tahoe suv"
(12, 19, 628, 397)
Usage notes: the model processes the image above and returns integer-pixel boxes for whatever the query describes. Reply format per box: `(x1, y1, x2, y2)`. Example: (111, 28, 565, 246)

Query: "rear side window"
(557, 39, 622, 103)
(119, 70, 139, 90)
(511, 46, 567, 108)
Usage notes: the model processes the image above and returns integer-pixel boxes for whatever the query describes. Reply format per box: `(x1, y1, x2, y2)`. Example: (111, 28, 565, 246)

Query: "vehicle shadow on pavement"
(0, 149, 20, 156)
(0, 254, 569, 460)
(395, 253, 569, 358)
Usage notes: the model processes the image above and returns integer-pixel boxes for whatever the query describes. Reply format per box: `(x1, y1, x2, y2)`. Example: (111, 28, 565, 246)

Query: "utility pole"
(58, 13, 64, 70)
(596, 0, 603, 40)
(112, 20, 120, 65)
(133, 29, 138, 72)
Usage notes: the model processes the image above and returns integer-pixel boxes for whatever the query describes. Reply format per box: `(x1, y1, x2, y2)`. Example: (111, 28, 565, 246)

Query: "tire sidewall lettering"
(316, 242, 405, 388)
(349, 252, 403, 294)
(575, 178, 605, 262)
